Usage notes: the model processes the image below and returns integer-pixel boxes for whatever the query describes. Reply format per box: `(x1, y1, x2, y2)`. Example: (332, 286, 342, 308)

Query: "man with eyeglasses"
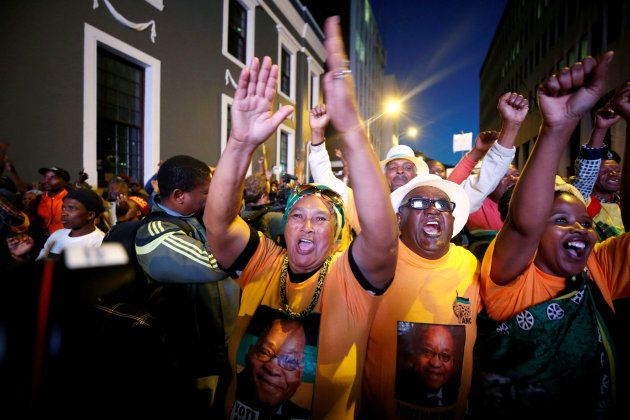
(236, 318, 309, 419)
(363, 174, 480, 418)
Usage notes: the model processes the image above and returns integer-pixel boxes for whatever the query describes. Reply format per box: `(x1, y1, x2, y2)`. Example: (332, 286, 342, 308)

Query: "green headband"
(282, 184, 346, 240)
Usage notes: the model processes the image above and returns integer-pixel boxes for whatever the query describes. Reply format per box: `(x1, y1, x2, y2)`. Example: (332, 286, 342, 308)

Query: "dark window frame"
(227, 0, 247, 63)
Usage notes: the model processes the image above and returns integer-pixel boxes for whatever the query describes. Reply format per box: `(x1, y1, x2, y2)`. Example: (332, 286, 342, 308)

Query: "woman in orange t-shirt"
(472, 54, 629, 418)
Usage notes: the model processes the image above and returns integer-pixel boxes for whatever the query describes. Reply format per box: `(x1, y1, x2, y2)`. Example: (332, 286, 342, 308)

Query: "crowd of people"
(1, 15, 629, 420)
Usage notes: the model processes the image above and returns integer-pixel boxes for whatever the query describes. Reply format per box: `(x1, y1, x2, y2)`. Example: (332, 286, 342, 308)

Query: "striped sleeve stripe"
(140, 221, 219, 269)
(169, 234, 208, 257)
(147, 220, 168, 237)
(168, 235, 219, 268)
(163, 236, 218, 267)
(162, 240, 215, 268)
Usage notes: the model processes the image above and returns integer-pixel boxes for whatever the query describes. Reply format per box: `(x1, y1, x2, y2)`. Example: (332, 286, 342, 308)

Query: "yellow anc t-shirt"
(481, 234, 630, 321)
(226, 232, 380, 420)
(363, 241, 481, 419)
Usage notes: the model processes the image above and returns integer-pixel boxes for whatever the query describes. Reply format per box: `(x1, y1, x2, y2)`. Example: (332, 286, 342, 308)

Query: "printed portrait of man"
(233, 306, 319, 419)
(396, 323, 465, 408)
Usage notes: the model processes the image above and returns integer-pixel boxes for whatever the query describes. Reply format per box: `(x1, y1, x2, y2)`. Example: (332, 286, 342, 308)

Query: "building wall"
(0, 0, 325, 186)
(350, 0, 385, 155)
(480, 0, 630, 176)
(295, 0, 386, 160)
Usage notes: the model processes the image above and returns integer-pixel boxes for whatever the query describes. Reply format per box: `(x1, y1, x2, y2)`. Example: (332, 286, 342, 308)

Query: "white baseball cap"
(390, 174, 470, 237)
(380, 144, 429, 176)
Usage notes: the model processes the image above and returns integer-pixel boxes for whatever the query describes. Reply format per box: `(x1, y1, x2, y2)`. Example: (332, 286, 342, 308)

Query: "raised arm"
(461, 92, 527, 211)
(496, 92, 529, 149)
(491, 52, 614, 285)
(204, 57, 293, 267)
(572, 107, 621, 199)
(448, 131, 497, 184)
(323, 16, 398, 289)
(610, 82, 630, 228)
(307, 103, 351, 202)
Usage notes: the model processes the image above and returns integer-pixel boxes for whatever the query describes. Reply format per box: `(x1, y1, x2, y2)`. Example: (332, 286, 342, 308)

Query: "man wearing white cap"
(362, 174, 480, 419)
(307, 98, 523, 242)
(308, 104, 428, 242)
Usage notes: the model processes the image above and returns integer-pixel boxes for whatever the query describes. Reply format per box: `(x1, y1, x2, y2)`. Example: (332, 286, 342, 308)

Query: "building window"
(280, 47, 291, 96)
(84, 24, 160, 187)
(310, 72, 316, 108)
(607, 2, 622, 46)
(222, 0, 255, 67)
(568, 48, 576, 66)
(567, 1, 576, 26)
(355, 34, 365, 63)
(97, 47, 144, 187)
(558, 5, 565, 34)
(277, 26, 299, 102)
(221, 94, 234, 152)
(308, 59, 323, 110)
(592, 18, 603, 56)
(279, 130, 289, 172)
(579, 35, 589, 59)
(276, 125, 295, 174)
(228, 0, 247, 63)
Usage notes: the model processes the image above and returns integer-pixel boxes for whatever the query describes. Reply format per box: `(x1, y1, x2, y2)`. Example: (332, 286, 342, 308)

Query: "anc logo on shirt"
(453, 294, 472, 324)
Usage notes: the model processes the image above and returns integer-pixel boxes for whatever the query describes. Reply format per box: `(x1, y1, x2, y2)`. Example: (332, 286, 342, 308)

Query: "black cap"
(38, 166, 71, 183)
(64, 188, 105, 215)
(605, 149, 621, 163)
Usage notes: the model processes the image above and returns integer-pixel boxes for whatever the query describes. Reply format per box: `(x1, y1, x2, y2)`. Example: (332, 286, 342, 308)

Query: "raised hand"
(309, 104, 330, 133)
(611, 82, 630, 120)
(7, 233, 34, 258)
(322, 16, 362, 134)
(537, 52, 614, 129)
(498, 92, 529, 125)
(230, 56, 294, 146)
(474, 130, 499, 153)
(594, 106, 622, 129)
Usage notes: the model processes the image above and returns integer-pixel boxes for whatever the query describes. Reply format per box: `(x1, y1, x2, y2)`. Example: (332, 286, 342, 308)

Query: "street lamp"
(398, 126, 418, 141)
(384, 99, 402, 115)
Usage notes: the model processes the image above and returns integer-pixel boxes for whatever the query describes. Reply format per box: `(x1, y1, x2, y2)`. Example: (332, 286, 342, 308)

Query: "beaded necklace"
(279, 255, 332, 319)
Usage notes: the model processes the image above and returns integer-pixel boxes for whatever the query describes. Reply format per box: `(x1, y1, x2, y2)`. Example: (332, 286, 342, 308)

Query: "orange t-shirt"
(481, 234, 630, 321)
(363, 241, 480, 419)
(37, 189, 68, 234)
(226, 232, 380, 419)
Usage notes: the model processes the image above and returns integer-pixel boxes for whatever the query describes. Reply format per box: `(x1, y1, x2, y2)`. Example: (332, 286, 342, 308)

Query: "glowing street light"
(384, 99, 402, 115)
(397, 126, 418, 141)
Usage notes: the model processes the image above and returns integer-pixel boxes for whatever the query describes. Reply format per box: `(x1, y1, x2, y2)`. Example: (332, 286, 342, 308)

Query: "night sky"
(371, 0, 508, 166)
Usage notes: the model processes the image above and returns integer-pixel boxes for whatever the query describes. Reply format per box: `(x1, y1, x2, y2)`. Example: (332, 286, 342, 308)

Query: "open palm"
(230, 57, 294, 145)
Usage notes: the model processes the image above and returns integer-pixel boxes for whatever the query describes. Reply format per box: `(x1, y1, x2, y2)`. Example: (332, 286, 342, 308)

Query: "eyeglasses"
(254, 344, 304, 371)
(420, 347, 452, 363)
(401, 197, 456, 213)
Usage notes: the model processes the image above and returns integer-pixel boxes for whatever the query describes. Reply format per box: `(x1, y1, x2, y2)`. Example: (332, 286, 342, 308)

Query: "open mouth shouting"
(422, 218, 443, 237)
(562, 236, 591, 261)
(297, 237, 315, 254)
